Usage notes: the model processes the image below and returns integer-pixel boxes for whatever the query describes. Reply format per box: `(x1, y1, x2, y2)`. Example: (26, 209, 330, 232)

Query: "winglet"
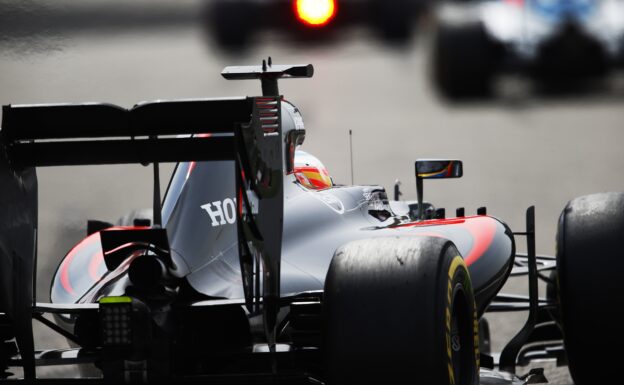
(222, 57, 314, 96)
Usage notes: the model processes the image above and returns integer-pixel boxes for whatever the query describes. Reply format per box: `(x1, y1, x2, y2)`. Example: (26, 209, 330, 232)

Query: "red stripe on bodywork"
(59, 251, 77, 295)
(59, 226, 148, 295)
(186, 161, 196, 180)
(461, 217, 497, 266)
(78, 250, 144, 304)
(395, 216, 498, 266)
(59, 232, 101, 295)
(88, 250, 105, 281)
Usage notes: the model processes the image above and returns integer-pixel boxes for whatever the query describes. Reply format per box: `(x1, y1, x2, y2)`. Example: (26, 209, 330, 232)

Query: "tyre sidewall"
(323, 237, 479, 385)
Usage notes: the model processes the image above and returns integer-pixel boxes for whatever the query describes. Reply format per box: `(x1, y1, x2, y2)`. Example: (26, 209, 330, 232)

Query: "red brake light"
(295, 0, 336, 27)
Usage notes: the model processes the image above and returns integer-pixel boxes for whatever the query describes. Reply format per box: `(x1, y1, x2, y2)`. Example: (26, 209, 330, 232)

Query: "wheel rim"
(450, 287, 475, 385)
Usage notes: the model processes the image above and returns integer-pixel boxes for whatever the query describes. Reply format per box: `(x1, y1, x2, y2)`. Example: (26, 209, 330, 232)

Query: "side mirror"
(415, 159, 463, 220)
(416, 160, 463, 179)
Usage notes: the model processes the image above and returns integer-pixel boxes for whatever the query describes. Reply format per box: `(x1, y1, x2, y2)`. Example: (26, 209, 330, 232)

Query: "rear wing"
(0, 60, 312, 378)
(1, 98, 251, 167)
(0, 97, 254, 378)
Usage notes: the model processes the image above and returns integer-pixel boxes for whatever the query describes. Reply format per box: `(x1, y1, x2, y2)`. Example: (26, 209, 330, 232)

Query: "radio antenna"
(349, 129, 354, 185)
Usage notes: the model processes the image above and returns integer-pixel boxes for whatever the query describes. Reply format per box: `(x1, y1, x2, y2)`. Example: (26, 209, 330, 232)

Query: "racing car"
(204, 0, 425, 49)
(1, 60, 623, 384)
(432, 0, 624, 98)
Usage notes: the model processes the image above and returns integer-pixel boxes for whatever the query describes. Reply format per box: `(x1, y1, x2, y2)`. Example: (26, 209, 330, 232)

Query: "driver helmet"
(294, 150, 333, 190)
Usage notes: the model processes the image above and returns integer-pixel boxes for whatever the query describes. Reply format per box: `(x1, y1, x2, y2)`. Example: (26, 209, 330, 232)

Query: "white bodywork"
(440, 0, 624, 61)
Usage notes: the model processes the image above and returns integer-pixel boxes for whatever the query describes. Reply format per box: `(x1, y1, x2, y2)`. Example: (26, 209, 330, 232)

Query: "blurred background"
(1, 0, 624, 382)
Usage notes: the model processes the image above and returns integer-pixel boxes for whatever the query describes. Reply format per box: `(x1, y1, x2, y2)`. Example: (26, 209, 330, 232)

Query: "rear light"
(100, 296, 133, 346)
(295, 0, 336, 27)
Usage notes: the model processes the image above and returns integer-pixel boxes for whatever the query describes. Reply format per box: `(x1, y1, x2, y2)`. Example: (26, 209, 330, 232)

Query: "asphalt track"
(2, 0, 624, 382)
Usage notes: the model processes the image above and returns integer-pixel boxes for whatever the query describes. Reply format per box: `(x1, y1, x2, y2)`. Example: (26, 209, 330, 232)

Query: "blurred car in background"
(205, 0, 427, 49)
(432, 0, 624, 99)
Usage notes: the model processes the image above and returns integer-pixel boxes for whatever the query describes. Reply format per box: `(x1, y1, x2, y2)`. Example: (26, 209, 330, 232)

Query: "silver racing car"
(1, 60, 623, 384)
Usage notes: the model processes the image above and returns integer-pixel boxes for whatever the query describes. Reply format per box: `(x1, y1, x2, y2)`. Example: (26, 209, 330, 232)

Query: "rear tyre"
(556, 192, 624, 385)
(432, 21, 499, 100)
(323, 236, 479, 385)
